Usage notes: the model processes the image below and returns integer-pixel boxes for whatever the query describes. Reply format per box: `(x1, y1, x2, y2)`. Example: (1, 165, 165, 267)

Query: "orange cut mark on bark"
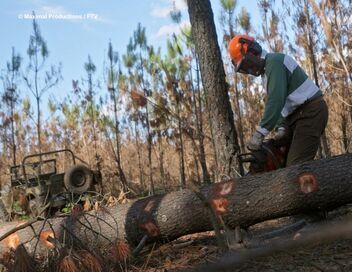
(3, 232, 20, 250)
(40, 230, 55, 249)
(211, 197, 229, 215)
(297, 173, 318, 194)
(144, 200, 155, 213)
(213, 181, 234, 197)
(140, 221, 160, 237)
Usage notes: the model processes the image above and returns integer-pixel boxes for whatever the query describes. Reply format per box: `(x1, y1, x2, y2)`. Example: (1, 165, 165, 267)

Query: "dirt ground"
(129, 204, 352, 272)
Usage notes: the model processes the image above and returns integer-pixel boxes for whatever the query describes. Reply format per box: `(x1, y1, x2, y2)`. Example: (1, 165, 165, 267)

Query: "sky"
(0, 0, 262, 106)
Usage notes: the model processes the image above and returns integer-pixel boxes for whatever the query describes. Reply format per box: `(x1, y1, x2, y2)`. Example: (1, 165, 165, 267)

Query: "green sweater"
(257, 53, 322, 136)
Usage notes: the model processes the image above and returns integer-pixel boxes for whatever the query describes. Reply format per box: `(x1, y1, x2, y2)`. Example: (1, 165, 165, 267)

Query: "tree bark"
(187, 0, 239, 178)
(1, 154, 352, 257)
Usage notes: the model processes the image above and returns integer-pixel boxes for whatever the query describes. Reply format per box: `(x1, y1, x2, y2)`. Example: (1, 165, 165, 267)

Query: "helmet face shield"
(233, 53, 265, 77)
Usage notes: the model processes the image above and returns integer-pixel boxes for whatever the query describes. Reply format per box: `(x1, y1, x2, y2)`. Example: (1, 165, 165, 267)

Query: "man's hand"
(273, 127, 286, 141)
(248, 130, 264, 150)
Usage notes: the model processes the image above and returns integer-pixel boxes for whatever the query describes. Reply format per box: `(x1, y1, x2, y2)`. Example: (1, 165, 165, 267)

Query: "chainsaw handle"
(237, 153, 256, 163)
(237, 153, 256, 176)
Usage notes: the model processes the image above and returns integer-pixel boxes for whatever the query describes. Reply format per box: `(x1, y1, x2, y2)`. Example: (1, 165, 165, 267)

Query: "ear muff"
(238, 38, 262, 56)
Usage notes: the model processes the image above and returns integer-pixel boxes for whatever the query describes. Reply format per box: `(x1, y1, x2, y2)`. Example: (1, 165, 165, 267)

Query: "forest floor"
(129, 204, 352, 272)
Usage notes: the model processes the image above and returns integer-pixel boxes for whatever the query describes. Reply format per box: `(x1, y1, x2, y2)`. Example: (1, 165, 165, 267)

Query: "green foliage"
(100, 114, 115, 130)
(123, 51, 136, 70)
(84, 55, 96, 74)
(219, 0, 237, 38)
(1, 49, 21, 112)
(180, 25, 193, 49)
(167, 39, 177, 60)
(61, 202, 74, 214)
(20, 215, 30, 221)
(22, 97, 31, 117)
(238, 7, 251, 33)
(27, 14, 49, 60)
(170, 3, 182, 24)
(47, 98, 57, 113)
(6, 47, 22, 76)
(108, 41, 119, 64)
(12, 201, 23, 213)
(133, 23, 147, 49)
(61, 101, 80, 129)
(220, 0, 237, 11)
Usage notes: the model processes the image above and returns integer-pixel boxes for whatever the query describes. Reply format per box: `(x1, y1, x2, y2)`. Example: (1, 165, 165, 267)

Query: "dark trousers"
(283, 97, 329, 166)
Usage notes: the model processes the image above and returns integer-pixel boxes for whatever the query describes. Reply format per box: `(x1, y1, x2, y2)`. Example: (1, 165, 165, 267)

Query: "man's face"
(232, 54, 265, 77)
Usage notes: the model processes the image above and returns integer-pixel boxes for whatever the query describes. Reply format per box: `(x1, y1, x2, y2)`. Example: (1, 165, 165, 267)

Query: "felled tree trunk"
(1, 154, 352, 257)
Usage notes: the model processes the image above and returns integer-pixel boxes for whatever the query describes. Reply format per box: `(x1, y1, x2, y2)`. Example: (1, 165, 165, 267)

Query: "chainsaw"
(237, 139, 289, 176)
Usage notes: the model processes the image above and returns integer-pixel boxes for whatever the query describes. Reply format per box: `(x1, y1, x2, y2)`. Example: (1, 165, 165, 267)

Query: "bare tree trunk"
(145, 96, 155, 195)
(36, 97, 41, 154)
(174, 84, 186, 188)
(187, 0, 240, 179)
(157, 131, 166, 190)
(304, 0, 331, 158)
(189, 59, 211, 184)
(192, 151, 201, 184)
(10, 94, 17, 166)
(341, 114, 349, 152)
(112, 89, 128, 191)
(134, 122, 144, 190)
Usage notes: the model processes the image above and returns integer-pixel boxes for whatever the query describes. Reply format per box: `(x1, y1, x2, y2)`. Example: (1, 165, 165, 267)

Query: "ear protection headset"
(236, 38, 265, 77)
(239, 37, 262, 56)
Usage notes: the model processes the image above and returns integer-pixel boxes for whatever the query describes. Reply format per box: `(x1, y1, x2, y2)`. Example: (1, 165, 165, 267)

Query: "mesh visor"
(232, 57, 254, 74)
(232, 54, 264, 76)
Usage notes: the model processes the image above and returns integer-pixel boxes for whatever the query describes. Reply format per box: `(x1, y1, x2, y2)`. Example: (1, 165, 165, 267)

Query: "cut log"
(1, 154, 352, 258)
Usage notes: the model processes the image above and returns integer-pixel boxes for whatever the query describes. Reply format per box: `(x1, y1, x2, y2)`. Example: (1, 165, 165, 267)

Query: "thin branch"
(23, 76, 37, 98)
(0, 218, 43, 243)
(132, 234, 149, 256)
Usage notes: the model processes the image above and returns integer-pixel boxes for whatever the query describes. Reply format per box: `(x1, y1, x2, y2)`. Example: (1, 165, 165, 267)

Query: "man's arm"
(257, 58, 288, 136)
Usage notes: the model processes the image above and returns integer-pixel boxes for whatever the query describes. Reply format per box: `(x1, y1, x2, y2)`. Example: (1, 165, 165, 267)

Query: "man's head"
(228, 34, 265, 77)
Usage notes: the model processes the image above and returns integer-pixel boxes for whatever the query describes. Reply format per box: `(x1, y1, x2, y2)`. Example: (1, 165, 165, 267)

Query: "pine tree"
(23, 15, 61, 153)
(0, 47, 22, 166)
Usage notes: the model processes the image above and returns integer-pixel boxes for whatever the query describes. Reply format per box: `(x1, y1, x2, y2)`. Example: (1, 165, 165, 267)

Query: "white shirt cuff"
(257, 126, 270, 136)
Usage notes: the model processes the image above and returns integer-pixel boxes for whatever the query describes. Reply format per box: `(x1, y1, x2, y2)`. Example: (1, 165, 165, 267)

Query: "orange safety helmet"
(228, 34, 264, 76)
(228, 34, 255, 66)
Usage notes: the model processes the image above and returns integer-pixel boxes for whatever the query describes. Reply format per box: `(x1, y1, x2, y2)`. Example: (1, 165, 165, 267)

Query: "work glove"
(247, 130, 264, 151)
(273, 127, 286, 141)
